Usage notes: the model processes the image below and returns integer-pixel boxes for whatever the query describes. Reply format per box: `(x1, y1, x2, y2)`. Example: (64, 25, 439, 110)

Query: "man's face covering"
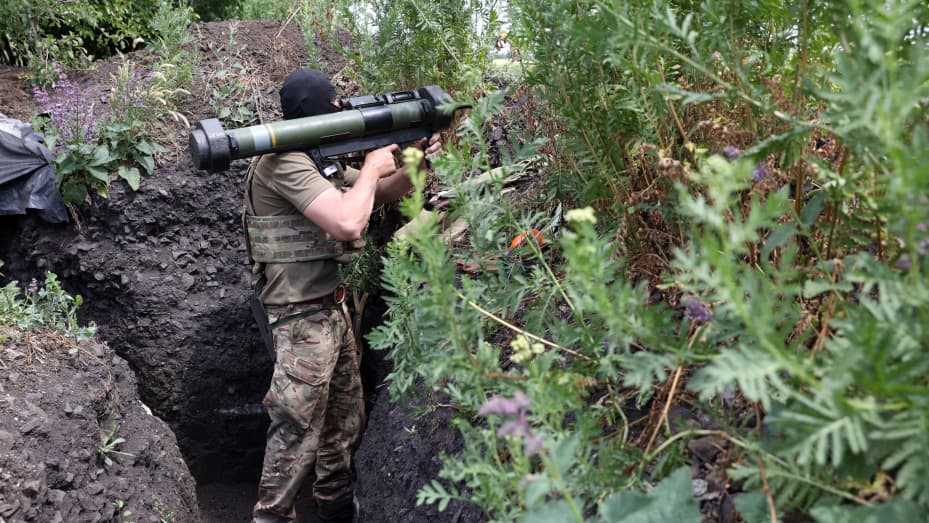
(280, 68, 340, 120)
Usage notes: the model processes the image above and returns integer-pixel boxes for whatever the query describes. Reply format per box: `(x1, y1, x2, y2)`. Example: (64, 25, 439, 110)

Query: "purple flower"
(682, 295, 712, 324)
(497, 414, 531, 438)
(479, 392, 544, 456)
(722, 145, 741, 160)
(917, 222, 928, 233)
(33, 70, 105, 151)
(478, 391, 532, 417)
(895, 257, 912, 270)
(27, 278, 39, 293)
(752, 163, 770, 182)
(523, 434, 544, 456)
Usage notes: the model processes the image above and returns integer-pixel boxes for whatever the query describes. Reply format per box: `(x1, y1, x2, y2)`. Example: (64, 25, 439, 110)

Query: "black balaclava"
(279, 68, 340, 120)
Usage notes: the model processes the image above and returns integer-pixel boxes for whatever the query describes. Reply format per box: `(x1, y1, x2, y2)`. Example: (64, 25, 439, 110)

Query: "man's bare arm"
(303, 144, 399, 240)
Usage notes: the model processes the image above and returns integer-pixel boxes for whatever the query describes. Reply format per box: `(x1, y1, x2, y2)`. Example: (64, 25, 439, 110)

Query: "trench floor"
(198, 482, 322, 523)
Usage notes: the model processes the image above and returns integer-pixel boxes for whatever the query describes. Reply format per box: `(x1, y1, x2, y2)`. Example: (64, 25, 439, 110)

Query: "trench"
(76, 257, 393, 520)
(0, 210, 416, 523)
(188, 296, 392, 522)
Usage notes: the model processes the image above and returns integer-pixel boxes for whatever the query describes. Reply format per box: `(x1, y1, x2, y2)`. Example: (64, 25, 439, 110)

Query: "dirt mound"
(0, 18, 485, 523)
(0, 326, 198, 522)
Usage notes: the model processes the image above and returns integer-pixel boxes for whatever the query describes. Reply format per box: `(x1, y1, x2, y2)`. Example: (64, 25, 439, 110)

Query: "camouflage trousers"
(252, 300, 365, 522)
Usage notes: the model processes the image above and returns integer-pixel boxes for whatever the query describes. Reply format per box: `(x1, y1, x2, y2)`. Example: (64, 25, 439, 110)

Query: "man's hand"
(363, 144, 401, 178)
(408, 133, 443, 171)
(424, 133, 442, 158)
(416, 133, 443, 163)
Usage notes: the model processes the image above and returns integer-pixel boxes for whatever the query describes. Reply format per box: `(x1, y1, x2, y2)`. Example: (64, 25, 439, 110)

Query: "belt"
(304, 285, 346, 306)
(270, 286, 347, 330)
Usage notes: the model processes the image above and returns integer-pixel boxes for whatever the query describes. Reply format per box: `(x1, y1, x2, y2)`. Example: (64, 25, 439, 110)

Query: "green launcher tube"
(189, 85, 460, 172)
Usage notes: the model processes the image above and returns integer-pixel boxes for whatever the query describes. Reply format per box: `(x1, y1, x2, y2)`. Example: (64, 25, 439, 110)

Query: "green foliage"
(370, 0, 929, 520)
(98, 422, 132, 467)
(595, 467, 702, 523)
(340, 0, 501, 94)
(33, 59, 172, 205)
(191, 0, 242, 21)
(24, 0, 195, 206)
(338, 239, 384, 296)
(810, 499, 929, 523)
(203, 21, 259, 127)
(150, 499, 174, 523)
(0, 261, 96, 340)
(0, 0, 189, 83)
(148, 1, 200, 93)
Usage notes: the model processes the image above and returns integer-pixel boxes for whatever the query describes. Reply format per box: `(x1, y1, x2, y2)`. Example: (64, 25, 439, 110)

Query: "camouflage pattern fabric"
(252, 301, 365, 522)
(245, 214, 345, 263)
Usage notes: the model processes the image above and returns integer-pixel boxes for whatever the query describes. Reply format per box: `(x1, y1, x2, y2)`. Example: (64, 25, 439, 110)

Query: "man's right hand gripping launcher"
(189, 86, 468, 172)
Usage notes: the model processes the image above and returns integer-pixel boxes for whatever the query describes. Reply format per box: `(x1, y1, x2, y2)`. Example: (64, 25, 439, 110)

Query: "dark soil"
(0, 326, 198, 523)
(1, 19, 482, 523)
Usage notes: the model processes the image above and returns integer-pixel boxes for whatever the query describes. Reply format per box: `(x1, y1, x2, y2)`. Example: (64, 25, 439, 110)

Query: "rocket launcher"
(189, 85, 468, 173)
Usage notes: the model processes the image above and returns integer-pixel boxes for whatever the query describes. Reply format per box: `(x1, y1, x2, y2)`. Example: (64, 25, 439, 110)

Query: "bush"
(370, 0, 929, 521)
(0, 261, 96, 340)
(190, 0, 242, 21)
(0, 0, 190, 84)
(340, 0, 500, 94)
(32, 59, 177, 205)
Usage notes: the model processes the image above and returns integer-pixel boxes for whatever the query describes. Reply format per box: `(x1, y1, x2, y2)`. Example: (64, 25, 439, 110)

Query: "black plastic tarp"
(0, 114, 68, 223)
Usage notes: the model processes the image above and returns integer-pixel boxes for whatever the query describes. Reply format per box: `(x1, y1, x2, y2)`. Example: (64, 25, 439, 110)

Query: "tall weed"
(341, 0, 501, 94)
(372, 0, 929, 520)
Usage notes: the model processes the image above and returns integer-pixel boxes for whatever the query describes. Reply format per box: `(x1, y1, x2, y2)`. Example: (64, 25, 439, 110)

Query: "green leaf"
(689, 347, 785, 410)
(771, 397, 870, 467)
(118, 166, 141, 190)
(799, 192, 826, 230)
(598, 467, 702, 523)
(744, 129, 808, 159)
(552, 434, 580, 475)
(523, 477, 553, 508)
(136, 153, 155, 175)
(87, 165, 110, 183)
(810, 499, 927, 523)
(761, 222, 797, 261)
(134, 139, 154, 156)
(802, 278, 852, 299)
(61, 181, 88, 204)
(802, 279, 832, 299)
(732, 492, 769, 523)
(519, 500, 575, 523)
(90, 145, 112, 166)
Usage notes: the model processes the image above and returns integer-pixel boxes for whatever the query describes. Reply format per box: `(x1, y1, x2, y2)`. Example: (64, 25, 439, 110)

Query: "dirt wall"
(0, 326, 199, 522)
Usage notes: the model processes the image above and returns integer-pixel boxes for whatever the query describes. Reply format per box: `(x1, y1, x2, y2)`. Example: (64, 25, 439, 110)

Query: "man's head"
(280, 68, 341, 120)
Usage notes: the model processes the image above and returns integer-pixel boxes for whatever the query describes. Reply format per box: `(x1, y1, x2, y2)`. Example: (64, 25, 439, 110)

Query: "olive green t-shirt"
(248, 151, 359, 305)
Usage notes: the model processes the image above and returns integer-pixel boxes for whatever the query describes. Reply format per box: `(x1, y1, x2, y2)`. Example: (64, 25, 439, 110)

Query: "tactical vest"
(242, 157, 364, 269)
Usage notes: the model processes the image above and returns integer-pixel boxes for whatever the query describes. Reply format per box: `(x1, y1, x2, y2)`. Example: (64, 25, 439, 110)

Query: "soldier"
(246, 68, 441, 523)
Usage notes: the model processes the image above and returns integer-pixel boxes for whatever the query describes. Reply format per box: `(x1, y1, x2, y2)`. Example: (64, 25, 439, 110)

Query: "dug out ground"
(0, 19, 483, 522)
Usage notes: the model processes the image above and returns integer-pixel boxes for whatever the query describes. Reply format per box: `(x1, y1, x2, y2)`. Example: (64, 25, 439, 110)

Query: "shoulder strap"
(243, 157, 262, 269)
